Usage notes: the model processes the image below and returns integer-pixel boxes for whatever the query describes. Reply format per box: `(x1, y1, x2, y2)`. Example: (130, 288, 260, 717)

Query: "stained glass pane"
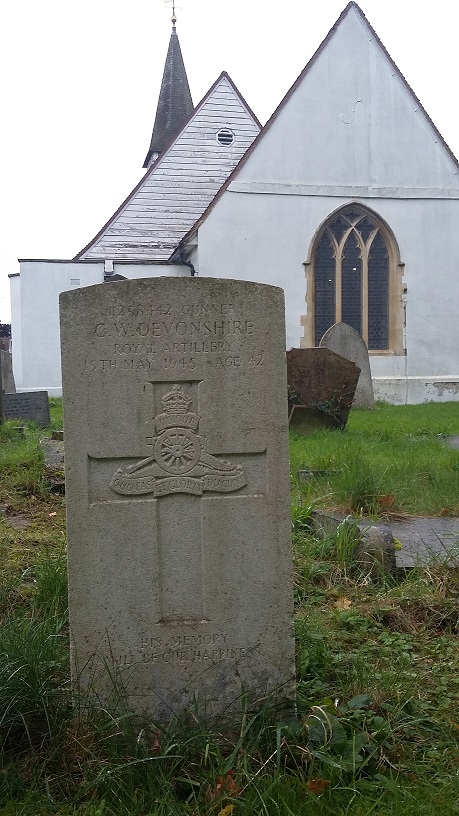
(368, 232, 389, 349)
(341, 231, 362, 335)
(344, 209, 362, 224)
(328, 215, 348, 244)
(359, 216, 376, 244)
(314, 231, 335, 345)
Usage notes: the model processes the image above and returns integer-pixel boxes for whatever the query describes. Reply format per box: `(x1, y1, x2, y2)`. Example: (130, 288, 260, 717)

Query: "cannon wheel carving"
(154, 429, 202, 474)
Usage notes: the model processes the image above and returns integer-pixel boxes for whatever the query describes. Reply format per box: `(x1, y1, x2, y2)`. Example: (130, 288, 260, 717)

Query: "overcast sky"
(1, 0, 458, 323)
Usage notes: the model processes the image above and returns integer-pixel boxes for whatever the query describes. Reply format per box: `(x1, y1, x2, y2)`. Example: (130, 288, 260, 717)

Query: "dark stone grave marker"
(287, 347, 360, 432)
(0, 351, 16, 394)
(4, 392, 50, 427)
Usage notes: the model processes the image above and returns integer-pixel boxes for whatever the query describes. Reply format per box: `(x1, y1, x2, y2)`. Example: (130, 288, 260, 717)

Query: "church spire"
(143, 9, 194, 168)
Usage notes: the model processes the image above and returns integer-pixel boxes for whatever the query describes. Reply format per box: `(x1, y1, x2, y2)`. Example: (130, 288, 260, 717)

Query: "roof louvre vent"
(216, 128, 235, 146)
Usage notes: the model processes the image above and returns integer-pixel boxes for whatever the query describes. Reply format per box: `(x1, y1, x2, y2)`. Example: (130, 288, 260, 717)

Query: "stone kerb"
(60, 277, 295, 722)
(319, 323, 375, 409)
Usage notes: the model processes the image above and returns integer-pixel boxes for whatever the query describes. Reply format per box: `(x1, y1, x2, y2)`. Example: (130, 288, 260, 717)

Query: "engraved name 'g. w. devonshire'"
(109, 385, 247, 497)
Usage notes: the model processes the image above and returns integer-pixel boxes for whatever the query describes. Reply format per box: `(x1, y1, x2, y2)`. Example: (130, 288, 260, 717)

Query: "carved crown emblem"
(155, 385, 200, 433)
(161, 385, 193, 415)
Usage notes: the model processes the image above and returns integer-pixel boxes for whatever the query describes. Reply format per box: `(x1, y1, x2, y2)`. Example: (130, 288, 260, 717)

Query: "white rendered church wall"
(235, 9, 459, 193)
(373, 379, 459, 405)
(14, 261, 186, 395)
(196, 190, 459, 402)
(399, 199, 459, 378)
(113, 263, 188, 279)
(17, 262, 104, 396)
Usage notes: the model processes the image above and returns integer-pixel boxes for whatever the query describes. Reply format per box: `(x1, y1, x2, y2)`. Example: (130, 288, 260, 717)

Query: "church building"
(10, 3, 459, 402)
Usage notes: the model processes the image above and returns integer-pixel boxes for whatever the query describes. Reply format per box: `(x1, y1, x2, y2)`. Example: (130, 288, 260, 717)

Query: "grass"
(290, 401, 459, 516)
(0, 401, 459, 814)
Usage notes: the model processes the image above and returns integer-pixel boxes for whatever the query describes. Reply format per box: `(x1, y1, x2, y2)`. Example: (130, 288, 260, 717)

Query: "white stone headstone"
(319, 322, 375, 408)
(60, 278, 295, 721)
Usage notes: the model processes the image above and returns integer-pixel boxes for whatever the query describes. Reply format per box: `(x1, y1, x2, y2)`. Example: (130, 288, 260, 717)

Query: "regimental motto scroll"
(109, 384, 247, 497)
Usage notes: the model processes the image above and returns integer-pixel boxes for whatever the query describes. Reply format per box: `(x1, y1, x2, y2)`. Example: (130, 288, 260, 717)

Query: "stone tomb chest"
(60, 278, 295, 720)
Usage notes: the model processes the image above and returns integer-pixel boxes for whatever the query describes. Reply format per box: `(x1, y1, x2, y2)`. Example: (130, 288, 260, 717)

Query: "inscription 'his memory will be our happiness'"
(114, 631, 261, 668)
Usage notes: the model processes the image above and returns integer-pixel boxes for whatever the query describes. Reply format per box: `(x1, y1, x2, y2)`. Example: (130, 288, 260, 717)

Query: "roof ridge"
(176, 2, 459, 249)
(75, 72, 260, 261)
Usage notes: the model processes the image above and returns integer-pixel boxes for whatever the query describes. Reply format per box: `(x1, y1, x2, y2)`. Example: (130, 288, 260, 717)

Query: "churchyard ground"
(0, 399, 458, 815)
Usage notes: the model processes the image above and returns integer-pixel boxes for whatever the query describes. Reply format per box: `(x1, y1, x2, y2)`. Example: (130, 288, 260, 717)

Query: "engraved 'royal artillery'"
(109, 385, 247, 497)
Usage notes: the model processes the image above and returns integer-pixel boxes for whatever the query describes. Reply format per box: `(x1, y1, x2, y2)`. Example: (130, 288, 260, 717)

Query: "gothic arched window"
(303, 205, 404, 352)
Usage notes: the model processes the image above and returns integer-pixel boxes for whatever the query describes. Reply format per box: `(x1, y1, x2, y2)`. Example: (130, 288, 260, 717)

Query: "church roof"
(176, 2, 459, 252)
(143, 22, 194, 168)
(76, 73, 261, 261)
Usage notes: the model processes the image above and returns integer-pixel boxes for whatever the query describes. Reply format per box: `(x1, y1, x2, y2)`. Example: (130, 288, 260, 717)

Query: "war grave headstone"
(287, 347, 360, 433)
(60, 277, 295, 721)
(319, 322, 375, 408)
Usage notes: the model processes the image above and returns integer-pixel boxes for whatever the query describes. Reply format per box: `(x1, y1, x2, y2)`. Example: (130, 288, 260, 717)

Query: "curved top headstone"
(60, 276, 295, 722)
(319, 323, 375, 409)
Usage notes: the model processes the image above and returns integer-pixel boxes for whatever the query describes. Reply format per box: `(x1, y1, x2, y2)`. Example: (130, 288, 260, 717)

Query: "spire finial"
(164, 0, 177, 28)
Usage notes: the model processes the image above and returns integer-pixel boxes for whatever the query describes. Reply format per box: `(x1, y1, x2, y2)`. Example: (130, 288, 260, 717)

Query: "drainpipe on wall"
(178, 247, 197, 276)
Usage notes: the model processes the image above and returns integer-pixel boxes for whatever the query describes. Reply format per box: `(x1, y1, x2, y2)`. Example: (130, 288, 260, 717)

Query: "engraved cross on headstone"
(90, 382, 265, 624)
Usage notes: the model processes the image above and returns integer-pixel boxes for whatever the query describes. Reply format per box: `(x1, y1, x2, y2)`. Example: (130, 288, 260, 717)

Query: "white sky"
(1, 0, 458, 323)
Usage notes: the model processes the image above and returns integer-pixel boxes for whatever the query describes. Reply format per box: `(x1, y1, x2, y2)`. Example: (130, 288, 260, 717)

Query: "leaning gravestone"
(60, 278, 295, 721)
(287, 347, 360, 430)
(319, 322, 375, 408)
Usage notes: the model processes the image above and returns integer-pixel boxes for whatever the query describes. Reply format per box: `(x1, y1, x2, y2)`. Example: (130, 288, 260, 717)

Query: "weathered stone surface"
(319, 323, 375, 408)
(60, 278, 295, 721)
(4, 392, 50, 426)
(356, 525, 397, 578)
(287, 347, 360, 429)
(311, 510, 397, 578)
(42, 439, 65, 469)
(0, 351, 16, 394)
(7, 515, 32, 531)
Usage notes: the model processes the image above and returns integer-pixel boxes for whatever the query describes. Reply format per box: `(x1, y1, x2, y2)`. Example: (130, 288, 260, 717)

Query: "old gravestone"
(60, 278, 295, 720)
(319, 322, 375, 408)
(0, 351, 16, 394)
(4, 392, 50, 426)
(287, 347, 360, 431)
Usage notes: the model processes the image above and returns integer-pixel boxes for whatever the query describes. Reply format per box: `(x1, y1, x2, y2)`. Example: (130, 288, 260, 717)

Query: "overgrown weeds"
(0, 401, 459, 813)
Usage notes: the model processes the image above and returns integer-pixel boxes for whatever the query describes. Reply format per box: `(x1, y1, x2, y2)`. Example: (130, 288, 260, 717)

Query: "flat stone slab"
(60, 277, 295, 721)
(4, 391, 50, 426)
(6, 515, 32, 531)
(443, 436, 459, 451)
(389, 517, 459, 568)
(312, 510, 459, 568)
